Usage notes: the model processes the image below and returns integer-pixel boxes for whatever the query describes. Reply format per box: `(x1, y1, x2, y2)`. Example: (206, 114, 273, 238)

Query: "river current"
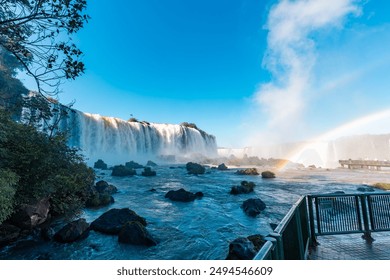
(1, 166, 386, 260)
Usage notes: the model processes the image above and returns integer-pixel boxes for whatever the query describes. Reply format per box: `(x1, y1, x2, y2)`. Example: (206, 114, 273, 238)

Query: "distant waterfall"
(51, 109, 218, 165)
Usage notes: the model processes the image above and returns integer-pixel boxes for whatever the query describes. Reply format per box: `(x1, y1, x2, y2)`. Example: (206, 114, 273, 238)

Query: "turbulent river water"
(1, 166, 387, 260)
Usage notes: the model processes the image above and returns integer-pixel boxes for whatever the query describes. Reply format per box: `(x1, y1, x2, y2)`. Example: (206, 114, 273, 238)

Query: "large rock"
(242, 198, 266, 217)
(226, 237, 257, 260)
(8, 198, 50, 229)
(54, 218, 90, 243)
(235, 168, 259, 175)
(217, 163, 228, 171)
(165, 188, 203, 202)
(86, 193, 114, 208)
(186, 162, 205, 175)
(141, 167, 156, 177)
(261, 171, 275, 179)
(118, 221, 157, 246)
(226, 234, 267, 260)
(95, 180, 118, 194)
(230, 181, 255, 195)
(94, 159, 108, 170)
(111, 165, 136, 177)
(0, 224, 21, 247)
(90, 208, 147, 234)
(125, 161, 144, 169)
(146, 160, 158, 167)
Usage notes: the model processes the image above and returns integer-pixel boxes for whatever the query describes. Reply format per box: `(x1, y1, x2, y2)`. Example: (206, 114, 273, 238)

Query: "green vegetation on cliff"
(0, 110, 95, 223)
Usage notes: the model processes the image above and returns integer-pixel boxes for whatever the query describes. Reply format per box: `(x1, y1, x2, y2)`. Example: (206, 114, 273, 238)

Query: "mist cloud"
(254, 0, 361, 142)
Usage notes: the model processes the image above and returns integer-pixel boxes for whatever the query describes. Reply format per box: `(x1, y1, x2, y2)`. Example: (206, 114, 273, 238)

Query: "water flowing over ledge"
(52, 109, 218, 165)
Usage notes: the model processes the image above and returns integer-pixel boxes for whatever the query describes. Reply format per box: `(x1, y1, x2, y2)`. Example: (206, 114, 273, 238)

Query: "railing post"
(360, 194, 374, 243)
(267, 232, 283, 260)
(308, 196, 319, 246)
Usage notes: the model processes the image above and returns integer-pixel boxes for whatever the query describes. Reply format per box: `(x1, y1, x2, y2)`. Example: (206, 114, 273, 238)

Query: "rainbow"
(276, 109, 390, 170)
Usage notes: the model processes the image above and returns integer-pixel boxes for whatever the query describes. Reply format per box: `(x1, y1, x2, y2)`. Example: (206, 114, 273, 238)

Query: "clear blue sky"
(20, 0, 390, 148)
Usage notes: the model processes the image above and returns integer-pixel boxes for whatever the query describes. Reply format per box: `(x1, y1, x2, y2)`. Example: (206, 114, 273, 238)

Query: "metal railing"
(254, 196, 310, 260)
(254, 192, 390, 260)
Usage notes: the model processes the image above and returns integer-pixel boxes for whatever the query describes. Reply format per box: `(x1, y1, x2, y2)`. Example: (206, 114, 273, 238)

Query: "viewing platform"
(254, 192, 390, 260)
(339, 159, 390, 170)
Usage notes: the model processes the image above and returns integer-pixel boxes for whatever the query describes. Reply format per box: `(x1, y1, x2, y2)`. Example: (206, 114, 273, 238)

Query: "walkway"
(308, 232, 390, 260)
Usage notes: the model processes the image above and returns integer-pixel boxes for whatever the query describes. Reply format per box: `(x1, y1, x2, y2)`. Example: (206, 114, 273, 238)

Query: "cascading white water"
(52, 109, 218, 165)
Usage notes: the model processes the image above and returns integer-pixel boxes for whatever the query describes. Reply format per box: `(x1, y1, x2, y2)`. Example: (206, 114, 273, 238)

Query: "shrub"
(0, 109, 95, 219)
(0, 169, 18, 224)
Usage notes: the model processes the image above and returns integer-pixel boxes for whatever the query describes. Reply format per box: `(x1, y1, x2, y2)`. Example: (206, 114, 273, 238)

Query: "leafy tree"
(0, 169, 18, 224)
(0, 0, 89, 96)
(0, 109, 95, 219)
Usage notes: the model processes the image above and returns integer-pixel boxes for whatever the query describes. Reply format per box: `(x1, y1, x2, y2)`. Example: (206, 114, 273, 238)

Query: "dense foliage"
(0, 109, 95, 222)
(0, 0, 89, 96)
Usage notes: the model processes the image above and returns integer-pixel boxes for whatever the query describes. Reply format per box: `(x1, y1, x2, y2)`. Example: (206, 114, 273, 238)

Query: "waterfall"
(45, 108, 218, 165)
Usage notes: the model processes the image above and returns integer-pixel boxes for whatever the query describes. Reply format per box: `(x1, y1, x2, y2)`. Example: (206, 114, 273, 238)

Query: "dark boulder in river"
(261, 171, 275, 179)
(186, 162, 205, 175)
(242, 198, 266, 217)
(165, 188, 203, 202)
(141, 167, 156, 177)
(217, 163, 228, 171)
(226, 234, 267, 260)
(95, 180, 118, 194)
(146, 160, 158, 167)
(125, 160, 144, 169)
(235, 168, 259, 175)
(111, 165, 136, 177)
(94, 159, 108, 170)
(230, 181, 255, 195)
(118, 221, 157, 246)
(54, 218, 90, 243)
(90, 208, 147, 234)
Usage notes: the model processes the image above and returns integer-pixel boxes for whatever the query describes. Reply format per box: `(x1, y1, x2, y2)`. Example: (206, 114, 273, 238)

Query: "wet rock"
(54, 218, 90, 243)
(247, 234, 267, 251)
(125, 161, 144, 169)
(95, 180, 118, 195)
(90, 208, 147, 234)
(146, 160, 158, 167)
(226, 237, 257, 260)
(111, 165, 136, 177)
(0, 224, 21, 247)
(230, 181, 255, 195)
(94, 159, 108, 170)
(261, 171, 275, 179)
(40, 226, 55, 241)
(186, 162, 205, 175)
(86, 193, 114, 208)
(217, 163, 228, 171)
(118, 221, 157, 246)
(242, 198, 266, 217)
(357, 186, 375, 193)
(8, 198, 50, 229)
(165, 188, 203, 202)
(235, 168, 259, 175)
(141, 167, 156, 177)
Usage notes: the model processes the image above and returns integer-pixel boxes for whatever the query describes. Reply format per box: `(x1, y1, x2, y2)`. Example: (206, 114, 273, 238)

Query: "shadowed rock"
(111, 165, 136, 177)
(165, 188, 203, 202)
(125, 161, 144, 169)
(54, 218, 90, 243)
(235, 168, 259, 175)
(217, 163, 228, 171)
(94, 159, 108, 170)
(186, 162, 205, 175)
(90, 208, 146, 234)
(141, 167, 156, 177)
(261, 171, 275, 179)
(242, 198, 266, 217)
(230, 181, 255, 195)
(118, 221, 157, 246)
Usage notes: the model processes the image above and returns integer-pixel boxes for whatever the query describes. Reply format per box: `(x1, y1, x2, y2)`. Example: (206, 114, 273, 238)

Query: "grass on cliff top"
(373, 183, 390, 190)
